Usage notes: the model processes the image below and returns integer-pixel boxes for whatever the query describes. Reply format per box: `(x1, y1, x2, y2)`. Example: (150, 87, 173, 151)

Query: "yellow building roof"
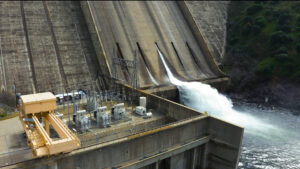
(21, 92, 56, 104)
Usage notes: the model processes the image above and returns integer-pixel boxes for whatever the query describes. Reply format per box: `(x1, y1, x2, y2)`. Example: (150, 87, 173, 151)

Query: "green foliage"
(292, 71, 300, 82)
(256, 57, 276, 79)
(229, 36, 239, 45)
(291, 3, 300, 12)
(242, 16, 252, 24)
(275, 25, 291, 33)
(278, 12, 292, 25)
(252, 24, 262, 34)
(226, 1, 300, 82)
(274, 46, 287, 55)
(274, 53, 288, 62)
(246, 4, 263, 15)
(272, 10, 280, 19)
(242, 24, 251, 35)
(297, 16, 300, 26)
(270, 1, 279, 5)
(0, 111, 7, 118)
(296, 43, 300, 54)
(255, 16, 265, 27)
(270, 31, 293, 46)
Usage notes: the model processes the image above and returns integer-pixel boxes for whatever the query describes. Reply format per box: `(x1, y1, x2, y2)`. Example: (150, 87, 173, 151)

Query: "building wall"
(14, 85, 243, 169)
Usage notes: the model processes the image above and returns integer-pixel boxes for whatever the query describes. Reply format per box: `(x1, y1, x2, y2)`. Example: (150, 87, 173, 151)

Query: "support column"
(200, 143, 208, 169)
(170, 153, 184, 169)
(155, 161, 159, 169)
(191, 148, 197, 169)
(44, 116, 50, 135)
(47, 161, 58, 169)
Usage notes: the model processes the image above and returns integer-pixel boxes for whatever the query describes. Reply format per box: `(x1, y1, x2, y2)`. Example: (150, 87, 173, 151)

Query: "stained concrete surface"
(87, 1, 221, 88)
(0, 1, 228, 94)
(186, 1, 229, 64)
(0, 1, 35, 94)
(0, 1, 100, 94)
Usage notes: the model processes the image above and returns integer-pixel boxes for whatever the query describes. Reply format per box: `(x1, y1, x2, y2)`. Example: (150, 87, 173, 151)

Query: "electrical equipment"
(76, 110, 87, 123)
(100, 113, 110, 128)
(80, 116, 90, 132)
(75, 110, 90, 132)
(136, 106, 146, 116)
(111, 103, 125, 120)
(143, 112, 152, 119)
(139, 97, 146, 108)
(96, 106, 111, 127)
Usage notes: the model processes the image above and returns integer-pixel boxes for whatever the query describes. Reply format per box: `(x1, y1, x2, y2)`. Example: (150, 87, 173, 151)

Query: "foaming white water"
(156, 45, 279, 136)
(156, 44, 300, 169)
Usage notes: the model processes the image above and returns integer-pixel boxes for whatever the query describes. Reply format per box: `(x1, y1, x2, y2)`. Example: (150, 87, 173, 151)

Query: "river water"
(177, 81, 300, 169)
(156, 46, 300, 169)
(235, 102, 300, 169)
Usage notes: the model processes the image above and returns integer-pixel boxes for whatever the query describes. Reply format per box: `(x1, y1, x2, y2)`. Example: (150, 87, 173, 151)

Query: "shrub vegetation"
(224, 1, 300, 85)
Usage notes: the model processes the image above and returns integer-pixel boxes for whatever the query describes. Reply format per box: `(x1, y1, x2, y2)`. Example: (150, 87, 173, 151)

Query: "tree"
(246, 4, 263, 15)
(270, 31, 293, 46)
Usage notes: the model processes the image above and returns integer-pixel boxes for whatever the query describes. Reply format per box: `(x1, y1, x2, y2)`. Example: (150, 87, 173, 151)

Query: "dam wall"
(185, 1, 229, 64)
(80, 1, 227, 89)
(0, 1, 228, 94)
(0, 1, 100, 95)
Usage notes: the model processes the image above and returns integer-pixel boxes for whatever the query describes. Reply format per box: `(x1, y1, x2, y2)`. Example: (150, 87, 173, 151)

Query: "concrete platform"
(0, 117, 33, 167)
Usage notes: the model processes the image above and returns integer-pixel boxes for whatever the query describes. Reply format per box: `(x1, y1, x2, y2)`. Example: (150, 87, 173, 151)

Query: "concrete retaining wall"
(122, 85, 200, 121)
(14, 116, 242, 169)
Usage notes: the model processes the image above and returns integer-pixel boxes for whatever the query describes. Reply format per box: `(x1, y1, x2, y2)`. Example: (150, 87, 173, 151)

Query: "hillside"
(223, 1, 300, 111)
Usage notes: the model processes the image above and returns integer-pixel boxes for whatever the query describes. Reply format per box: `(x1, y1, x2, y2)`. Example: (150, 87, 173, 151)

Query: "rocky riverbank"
(226, 81, 300, 115)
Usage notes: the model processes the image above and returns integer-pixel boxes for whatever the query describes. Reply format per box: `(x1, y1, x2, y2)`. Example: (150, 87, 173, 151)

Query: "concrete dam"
(0, 1, 227, 94)
(0, 1, 100, 94)
(0, 1, 243, 169)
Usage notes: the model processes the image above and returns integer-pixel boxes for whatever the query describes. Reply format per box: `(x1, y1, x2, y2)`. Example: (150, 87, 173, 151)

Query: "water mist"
(155, 44, 278, 136)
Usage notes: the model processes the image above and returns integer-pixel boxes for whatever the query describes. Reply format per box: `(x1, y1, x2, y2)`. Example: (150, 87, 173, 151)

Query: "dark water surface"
(233, 102, 300, 169)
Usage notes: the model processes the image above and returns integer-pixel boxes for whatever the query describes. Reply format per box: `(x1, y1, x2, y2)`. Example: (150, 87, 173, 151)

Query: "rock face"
(0, 1, 100, 94)
(185, 1, 229, 64)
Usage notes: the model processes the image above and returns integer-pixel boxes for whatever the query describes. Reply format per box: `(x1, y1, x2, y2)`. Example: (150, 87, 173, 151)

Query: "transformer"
(96, 106, 111, 127)
(80, 116, 90, 132)
(74, 110, 90, 132)
(111, 103, 126, 120)
(100, 113, 110, 128)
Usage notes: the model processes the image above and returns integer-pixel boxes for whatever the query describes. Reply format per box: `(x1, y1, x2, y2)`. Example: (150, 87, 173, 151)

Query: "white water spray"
(155, 44, 281, 136)
(146, 67, 159, 86)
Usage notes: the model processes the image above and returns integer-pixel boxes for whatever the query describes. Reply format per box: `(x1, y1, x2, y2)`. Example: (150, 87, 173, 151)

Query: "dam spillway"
(82, 1, 225, 89)
(0, 1, 227, 94)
